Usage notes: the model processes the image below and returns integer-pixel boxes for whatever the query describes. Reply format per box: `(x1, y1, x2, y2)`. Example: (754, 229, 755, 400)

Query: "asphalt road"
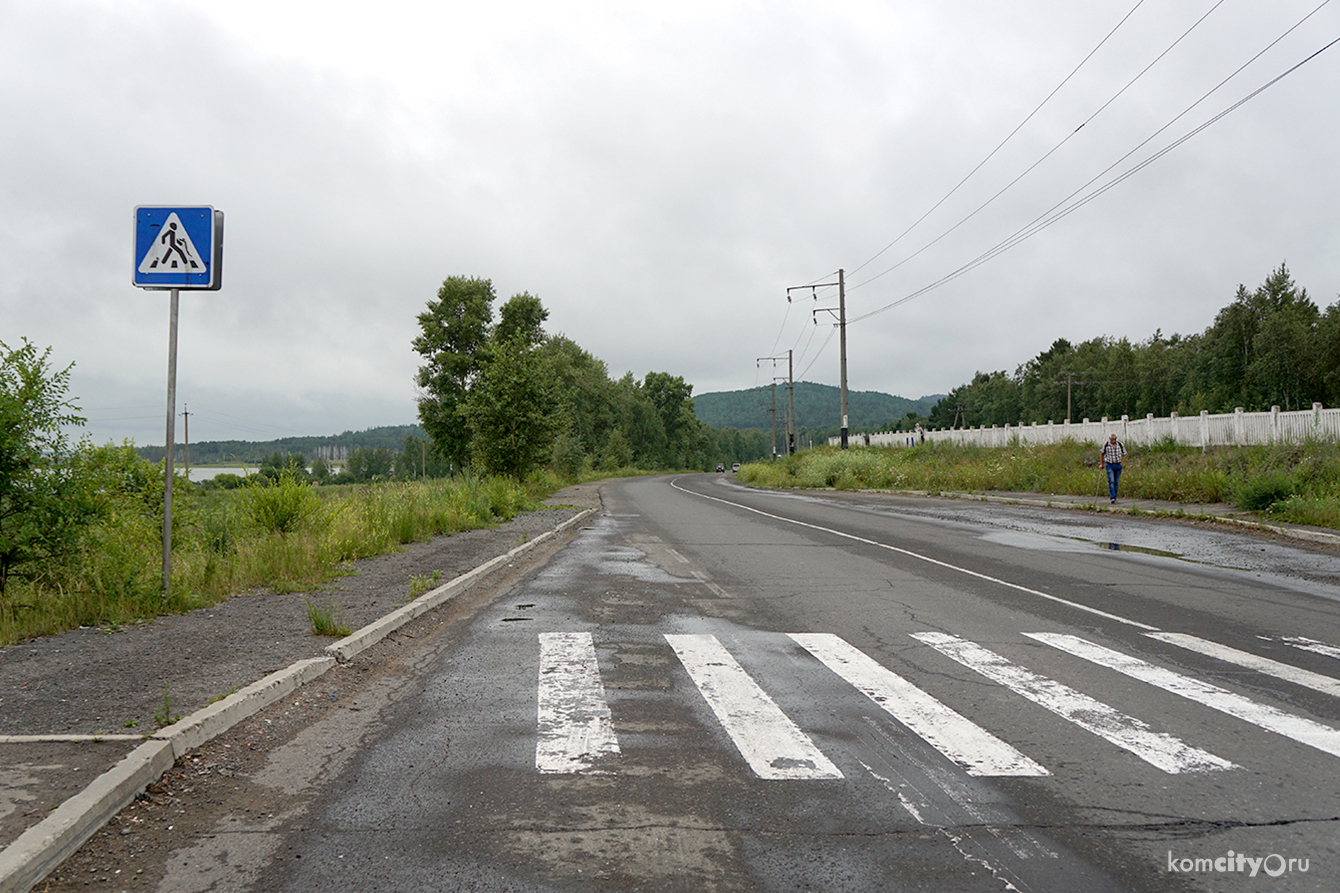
(128, 475, 1340, 891)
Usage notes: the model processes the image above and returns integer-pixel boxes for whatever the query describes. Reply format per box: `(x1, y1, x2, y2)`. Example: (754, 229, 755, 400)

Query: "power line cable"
(902, 31, 1340, 312)
(852, 21, 1338, 324)
(848, 0, 1150, 278)
(851, 0, 1230, 293)
(796, 328, 838, 381)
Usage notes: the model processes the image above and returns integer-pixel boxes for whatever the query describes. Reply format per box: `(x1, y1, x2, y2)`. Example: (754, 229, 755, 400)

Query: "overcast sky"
(4, 0, 1338, 446)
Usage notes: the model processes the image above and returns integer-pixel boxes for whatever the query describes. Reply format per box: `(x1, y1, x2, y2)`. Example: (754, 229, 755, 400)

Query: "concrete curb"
(0, 506, 596, 893)
(153, 656, 339, 759)
(324, 508, 595, 663)
(0, 739, 174, 893)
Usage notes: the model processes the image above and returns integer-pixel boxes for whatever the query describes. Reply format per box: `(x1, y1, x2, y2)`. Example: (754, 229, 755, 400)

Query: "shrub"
(1232, 468, 1297, 512)
(243, 470, 322, 535)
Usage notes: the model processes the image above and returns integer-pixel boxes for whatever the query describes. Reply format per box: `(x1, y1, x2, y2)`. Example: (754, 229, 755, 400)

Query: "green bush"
(1232, 468, 1297, 512)
(243, 470, 322, 535)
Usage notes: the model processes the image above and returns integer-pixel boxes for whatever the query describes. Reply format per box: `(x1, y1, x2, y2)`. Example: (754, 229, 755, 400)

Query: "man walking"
(1100, 434, 1126, 503)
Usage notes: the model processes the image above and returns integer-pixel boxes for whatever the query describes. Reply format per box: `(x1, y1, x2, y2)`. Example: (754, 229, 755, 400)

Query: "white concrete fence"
(831, 404, 1340, 450)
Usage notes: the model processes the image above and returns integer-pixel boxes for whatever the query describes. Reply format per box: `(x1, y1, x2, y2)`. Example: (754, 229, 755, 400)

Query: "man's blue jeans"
(1105, 462, 1123, 500)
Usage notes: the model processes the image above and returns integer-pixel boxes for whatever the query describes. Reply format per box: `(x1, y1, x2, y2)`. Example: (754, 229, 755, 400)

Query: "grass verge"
(0, 470, 543, 646)
(738, 439, 1340, 529)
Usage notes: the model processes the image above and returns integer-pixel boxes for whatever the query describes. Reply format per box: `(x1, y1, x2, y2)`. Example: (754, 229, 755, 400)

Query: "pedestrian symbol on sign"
(138, 212, 204, 273)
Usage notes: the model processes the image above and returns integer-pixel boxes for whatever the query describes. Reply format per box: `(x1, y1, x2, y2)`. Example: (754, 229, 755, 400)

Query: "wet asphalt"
(132, 475, 1340, 892)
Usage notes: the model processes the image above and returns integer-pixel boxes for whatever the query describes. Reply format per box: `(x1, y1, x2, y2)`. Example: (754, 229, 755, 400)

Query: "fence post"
(1199, 410, 1209, 450)
(1272, 405, 1281, 442)
(1171, 412, 1179, 445)
(1234, 407, 1244, 444)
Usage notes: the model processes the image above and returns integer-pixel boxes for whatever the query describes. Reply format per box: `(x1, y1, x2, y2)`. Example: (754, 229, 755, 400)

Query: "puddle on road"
(1095, 541, 1181, 558)
(923, 504, 1340, 596)
(981, 529, 1206, 566)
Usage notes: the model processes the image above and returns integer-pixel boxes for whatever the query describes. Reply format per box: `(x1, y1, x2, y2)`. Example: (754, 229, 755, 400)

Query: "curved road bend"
(146, 475, 1340, 891)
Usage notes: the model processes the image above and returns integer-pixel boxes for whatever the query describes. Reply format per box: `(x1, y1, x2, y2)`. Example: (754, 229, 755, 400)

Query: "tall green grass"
(0, 469, 538, 646)
(738, 439, 1340, 528)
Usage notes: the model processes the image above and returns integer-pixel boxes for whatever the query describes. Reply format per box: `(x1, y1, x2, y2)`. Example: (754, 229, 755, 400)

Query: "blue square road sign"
(133, 206, 224, 290)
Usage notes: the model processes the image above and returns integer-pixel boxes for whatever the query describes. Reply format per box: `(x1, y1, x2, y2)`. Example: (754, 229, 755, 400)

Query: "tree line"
(927, 264, 1340, 430)
(413, 276, 770, 478)
(136, 425, 426, 466)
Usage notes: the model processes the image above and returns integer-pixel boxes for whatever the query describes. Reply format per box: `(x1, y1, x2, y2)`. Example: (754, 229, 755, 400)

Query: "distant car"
(716, 463, 725, 472)
(732, 463, 740, 472)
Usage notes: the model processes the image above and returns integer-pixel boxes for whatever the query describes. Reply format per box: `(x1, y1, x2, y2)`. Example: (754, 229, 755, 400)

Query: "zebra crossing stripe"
(1027, 632, 1340, 761)
(1146, 632, 1340, 698)
(536, 632, 620, 773)
(790, 633, 1048, 777)
(912, 632, 1236, 774)
(665, 634, 843, 780)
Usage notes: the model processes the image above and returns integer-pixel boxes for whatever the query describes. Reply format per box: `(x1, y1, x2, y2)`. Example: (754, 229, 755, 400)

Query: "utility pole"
(838, 269, 848, 450)
(787, 270, 848, 449)
(788, 349, 796, 455)
(1053, 372, 1085, 423)
(1064, 371, 1073, 424)
(759, 353, 796, 456)
(770, 382, 778, 457)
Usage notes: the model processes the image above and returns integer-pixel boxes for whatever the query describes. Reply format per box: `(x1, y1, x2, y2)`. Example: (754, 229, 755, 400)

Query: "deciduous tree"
(413, 276, 495, 470)
(0, 340, 89, 596)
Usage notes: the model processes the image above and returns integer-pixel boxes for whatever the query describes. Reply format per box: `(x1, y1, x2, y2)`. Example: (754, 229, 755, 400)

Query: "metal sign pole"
(133, 205, 222, 599)
(162, 288, 179, 600)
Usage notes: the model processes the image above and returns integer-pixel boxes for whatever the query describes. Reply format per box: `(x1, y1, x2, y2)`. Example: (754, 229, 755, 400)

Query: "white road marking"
(1028, 632, 1340, 761)
(1281, 635, 1340, 661)
(665, 634, 843, 779)
(669, 478, 1158, 631)
(790, 633, 1048, 776)
(912, 632, 1236, 774)
(691, 570, 729, 598)
(536, 632, 620, 773)
(1147, 632, 1340, 698)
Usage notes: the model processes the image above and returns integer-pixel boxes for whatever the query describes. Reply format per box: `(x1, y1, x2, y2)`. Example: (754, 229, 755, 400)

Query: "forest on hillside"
(928, 264, 1339, 429)
(694, 382, 941, 431)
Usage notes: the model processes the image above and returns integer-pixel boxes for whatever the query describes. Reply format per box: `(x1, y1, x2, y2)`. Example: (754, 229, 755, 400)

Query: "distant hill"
(694, 382, 942, 431)
(137, 424, 426, 464)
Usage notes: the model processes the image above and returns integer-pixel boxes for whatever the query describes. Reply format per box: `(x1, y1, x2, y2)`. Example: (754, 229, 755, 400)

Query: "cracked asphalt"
(22, 478, 1340, 891)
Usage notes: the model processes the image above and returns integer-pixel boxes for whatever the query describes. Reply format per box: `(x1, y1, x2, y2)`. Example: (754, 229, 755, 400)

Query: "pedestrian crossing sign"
(133, 205, 224, 289)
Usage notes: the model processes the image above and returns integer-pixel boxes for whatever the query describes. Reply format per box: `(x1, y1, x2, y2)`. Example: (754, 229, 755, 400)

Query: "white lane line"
(536, 632, 620, 774)
(1147, 632, 1340, 699)
(690, 570, 729, 598)
(912, 632, 1235, 774)
(1281, 636, 1340, 661)
(669, 478, 1158, 632)
(790, 633, 1048, 777)
(665, 634, 843, 780)
(1028, 632, 1340, 761)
